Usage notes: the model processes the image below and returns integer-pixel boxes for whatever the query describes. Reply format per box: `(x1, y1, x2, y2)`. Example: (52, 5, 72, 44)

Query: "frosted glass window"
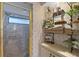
(9, 17, 29, 24)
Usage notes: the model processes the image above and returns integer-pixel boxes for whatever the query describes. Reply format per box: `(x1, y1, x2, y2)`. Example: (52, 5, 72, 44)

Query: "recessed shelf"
(43, 28, 79, 35)
(41, 43, 79, 57)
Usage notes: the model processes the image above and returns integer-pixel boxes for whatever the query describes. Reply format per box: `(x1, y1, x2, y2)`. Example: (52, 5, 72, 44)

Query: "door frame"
(0, 2, 4, 57)
(29, 8, 33, 57)
(0, 2, 33, 57)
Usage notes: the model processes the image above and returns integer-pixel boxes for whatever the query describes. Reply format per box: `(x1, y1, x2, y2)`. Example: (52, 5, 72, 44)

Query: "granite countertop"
(41, 42, 79, 57)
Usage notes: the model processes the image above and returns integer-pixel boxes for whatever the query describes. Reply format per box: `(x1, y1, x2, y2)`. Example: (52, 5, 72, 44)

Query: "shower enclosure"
(3, 2, 32, 57)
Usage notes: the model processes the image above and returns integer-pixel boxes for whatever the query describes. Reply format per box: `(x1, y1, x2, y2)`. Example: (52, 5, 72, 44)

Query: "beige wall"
(32, 2, 69, 57)
(0, 2, 1, 56)
(32, 3, 45, 56)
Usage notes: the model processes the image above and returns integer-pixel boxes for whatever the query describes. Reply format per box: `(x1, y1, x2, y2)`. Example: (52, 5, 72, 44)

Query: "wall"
(0, 2, 1, 56)
(32, 2, 69, 57)
(32, 2, 79, 57)
(32, 3, 45, 57)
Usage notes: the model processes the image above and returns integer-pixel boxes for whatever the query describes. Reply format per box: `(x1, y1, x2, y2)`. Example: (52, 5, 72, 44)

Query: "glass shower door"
(3, 15, 29, 57)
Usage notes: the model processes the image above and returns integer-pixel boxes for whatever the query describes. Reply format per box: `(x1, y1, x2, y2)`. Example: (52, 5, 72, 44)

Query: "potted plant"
(42, 19, 54, 29)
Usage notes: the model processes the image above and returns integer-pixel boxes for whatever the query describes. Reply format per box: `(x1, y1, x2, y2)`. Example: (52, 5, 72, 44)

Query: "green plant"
(66, 8, 78, 16)
(43, 20, 47, 28)
(63, 39, 72, 47)
(72, 40, 79, 48)
(42, 19, 54, 29)
(63, 38, 79, 49)
(63, 38, 74, 47)
(66, 3, 79, 17)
